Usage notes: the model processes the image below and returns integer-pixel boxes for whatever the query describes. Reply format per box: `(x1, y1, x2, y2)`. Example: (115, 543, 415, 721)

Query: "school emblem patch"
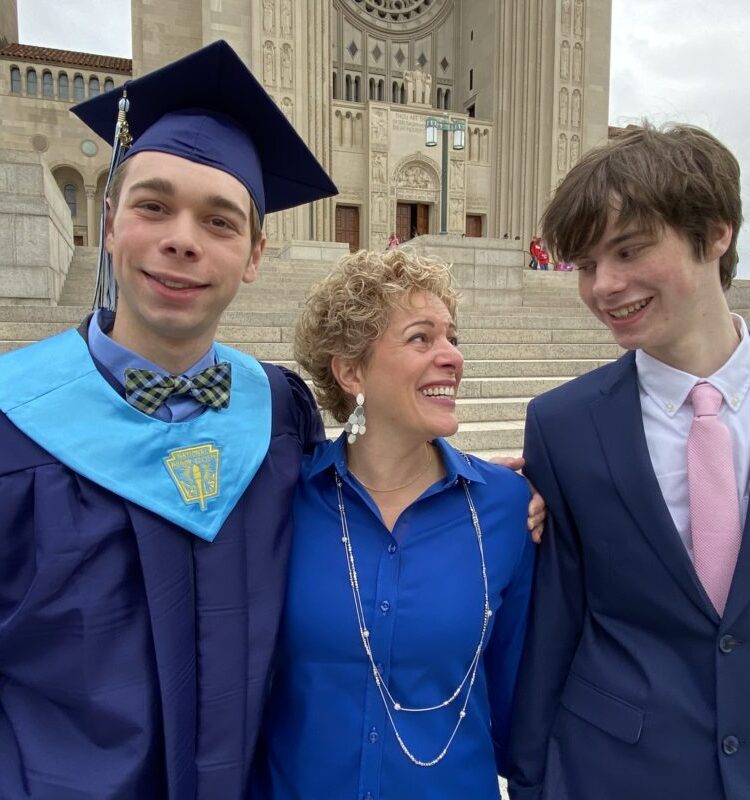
(164, 443, 221, 511)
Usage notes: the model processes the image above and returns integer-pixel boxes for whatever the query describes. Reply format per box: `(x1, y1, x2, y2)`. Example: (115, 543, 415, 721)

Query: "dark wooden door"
(396, 203, 411, 242)
(335, 205, 360, 252)
(416, 204, 429, 236)
(466, 214, 482, 238)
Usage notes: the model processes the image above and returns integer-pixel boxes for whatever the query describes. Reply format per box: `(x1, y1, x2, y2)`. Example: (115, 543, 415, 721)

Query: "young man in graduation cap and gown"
(0, 41, 337, 799)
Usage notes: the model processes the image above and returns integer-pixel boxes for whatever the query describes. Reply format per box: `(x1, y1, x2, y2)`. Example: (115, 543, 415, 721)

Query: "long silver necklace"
(334, 472, 492, 768)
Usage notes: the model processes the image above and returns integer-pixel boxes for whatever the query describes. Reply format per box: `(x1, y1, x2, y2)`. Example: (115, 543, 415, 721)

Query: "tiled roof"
(0, 43, 131, 73)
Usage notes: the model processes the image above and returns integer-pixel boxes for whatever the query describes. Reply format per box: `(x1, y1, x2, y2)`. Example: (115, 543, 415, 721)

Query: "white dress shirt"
(636, 314, 750, 561)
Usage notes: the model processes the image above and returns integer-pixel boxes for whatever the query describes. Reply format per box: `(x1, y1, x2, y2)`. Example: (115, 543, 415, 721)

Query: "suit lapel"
(127, 502, 198, 799)
(590, 353, 718, 622)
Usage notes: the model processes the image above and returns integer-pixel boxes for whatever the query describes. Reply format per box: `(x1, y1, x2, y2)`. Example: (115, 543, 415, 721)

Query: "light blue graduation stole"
(0, 330, 272, 541)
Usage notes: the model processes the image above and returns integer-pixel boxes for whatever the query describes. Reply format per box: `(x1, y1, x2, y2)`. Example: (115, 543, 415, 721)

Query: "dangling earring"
(345, 393, 366, 444)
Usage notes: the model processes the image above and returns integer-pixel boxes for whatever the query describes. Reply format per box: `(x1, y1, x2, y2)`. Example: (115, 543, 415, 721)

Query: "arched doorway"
(393, 156, 440, 242)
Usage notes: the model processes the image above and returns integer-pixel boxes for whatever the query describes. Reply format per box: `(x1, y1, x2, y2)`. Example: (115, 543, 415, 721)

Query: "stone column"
(85, 186, 97, 247)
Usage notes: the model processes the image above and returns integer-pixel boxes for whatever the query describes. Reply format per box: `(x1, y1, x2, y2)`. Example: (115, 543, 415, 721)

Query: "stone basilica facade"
(0, 0, 611, 251)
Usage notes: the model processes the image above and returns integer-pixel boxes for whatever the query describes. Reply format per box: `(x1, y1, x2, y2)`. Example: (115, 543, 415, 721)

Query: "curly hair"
(294, 249, 459, 423)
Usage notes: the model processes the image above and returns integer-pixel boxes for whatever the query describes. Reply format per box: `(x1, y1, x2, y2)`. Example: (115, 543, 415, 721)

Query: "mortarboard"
(71, 40, 338, 309)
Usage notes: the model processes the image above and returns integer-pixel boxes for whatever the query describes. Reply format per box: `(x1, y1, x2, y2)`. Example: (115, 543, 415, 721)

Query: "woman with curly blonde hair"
(252, 249, 536, 799)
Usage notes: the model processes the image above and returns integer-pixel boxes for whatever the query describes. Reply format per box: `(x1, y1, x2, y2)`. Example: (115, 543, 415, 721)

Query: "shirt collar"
(635, 313, 750, 417)
(87, 309, 217, 389)
(306, 432, 486, 485)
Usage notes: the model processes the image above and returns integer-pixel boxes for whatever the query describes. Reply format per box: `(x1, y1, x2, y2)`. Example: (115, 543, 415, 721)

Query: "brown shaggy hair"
(541, 123, 743, 289)
(294, 249, 459, 423)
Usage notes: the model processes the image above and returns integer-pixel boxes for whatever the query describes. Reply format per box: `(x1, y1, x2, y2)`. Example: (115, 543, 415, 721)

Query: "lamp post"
(425, 113, 465, 234)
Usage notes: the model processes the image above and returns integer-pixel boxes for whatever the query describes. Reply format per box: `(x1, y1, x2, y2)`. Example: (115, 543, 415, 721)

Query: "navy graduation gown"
(0, 332, 322, 799)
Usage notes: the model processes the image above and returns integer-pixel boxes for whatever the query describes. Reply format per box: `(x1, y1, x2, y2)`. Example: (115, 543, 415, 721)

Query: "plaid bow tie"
(124, 362, 232, 415)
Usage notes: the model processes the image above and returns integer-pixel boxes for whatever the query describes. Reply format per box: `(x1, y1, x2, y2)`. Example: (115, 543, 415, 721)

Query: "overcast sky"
(16, 0, 750, 276)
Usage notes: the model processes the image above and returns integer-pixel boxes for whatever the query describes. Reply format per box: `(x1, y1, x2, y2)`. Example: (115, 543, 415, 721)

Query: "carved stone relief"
(574, 0, 584, 37)
(263, 41, 276, 85)
(370, 109, 388, 144)
(559, 87, 569, 127)
(372, 192, 388, 224)
(570, 135, 581, 166)
(262, 0, 275, 34)
(561, 0, 571, 35)
(571, 89, 581, 128)
(280, 96, 293, 122)
(573, 43, 583, 83)
(558, 133, 568, 172)
(560, 40, 570, 81)
(401, 164, 432, 189)
(265, 212, 279, 240)
(280, 0, 293, 35)
(371, 153, 387, 184)
(449, 198, 464, 231)
(449, 160, 465, 191)
(281, 44, 293, 88)
(282, 208, 294, 240)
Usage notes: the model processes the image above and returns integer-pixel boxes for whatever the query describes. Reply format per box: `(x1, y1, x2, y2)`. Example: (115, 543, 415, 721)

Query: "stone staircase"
(4, 245, 750, 459)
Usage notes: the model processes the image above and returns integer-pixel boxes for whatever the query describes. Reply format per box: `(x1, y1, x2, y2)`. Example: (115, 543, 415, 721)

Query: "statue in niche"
(450, 161, 465, 191)
(281, 45, 293, 88)
(561, 0, 571, 35)
(280, 0, 292, 35)
(560, 40, 570, 81)
(558, 133, 568, 172)
(574, 0, 584, 37)
(280, 96, 293, 122)
(423, 72, 432, 104)
(570, 135, 581, 165)
(404, 70, 415, 104)
(414, 70, 424, 104)
(262, 0, 275, 34)
(571, 90, 581, 128)
(559, 87, 569, 126)
(573, 43, 583, 83)
(263, 41, 275, 85)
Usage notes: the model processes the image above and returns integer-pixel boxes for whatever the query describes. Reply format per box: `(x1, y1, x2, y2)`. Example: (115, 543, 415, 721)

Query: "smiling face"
(354, 290, 463, 445)
(105, 151, 263, 368)
(576, 210, 732, 368)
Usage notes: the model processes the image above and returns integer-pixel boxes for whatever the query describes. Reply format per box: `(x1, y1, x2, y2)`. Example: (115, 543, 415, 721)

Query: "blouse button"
(380, 600, 391, 613)
(369, 727, 379, 744)
(387, 542, 397, 554)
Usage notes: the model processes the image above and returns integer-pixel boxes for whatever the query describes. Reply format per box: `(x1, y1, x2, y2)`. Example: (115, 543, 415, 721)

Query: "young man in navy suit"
(507, 125, 748, 799)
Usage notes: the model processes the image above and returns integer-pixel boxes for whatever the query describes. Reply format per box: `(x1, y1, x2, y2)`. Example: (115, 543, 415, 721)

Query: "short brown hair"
(541, 123, 743, 289)
(106, 158, 263, 246)
(294, 249, 459, 423)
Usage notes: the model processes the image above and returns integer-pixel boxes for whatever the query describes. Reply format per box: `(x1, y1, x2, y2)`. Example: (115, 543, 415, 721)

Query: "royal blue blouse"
(252, 435, 535, 800)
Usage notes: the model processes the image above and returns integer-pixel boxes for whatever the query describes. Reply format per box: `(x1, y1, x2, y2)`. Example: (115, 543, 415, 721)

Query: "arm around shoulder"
(506, 402, 586, 797)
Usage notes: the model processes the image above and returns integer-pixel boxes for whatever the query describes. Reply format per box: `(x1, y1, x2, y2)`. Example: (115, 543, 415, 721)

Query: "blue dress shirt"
(88, 309, 216, 422)
(253, 435, 535, 800)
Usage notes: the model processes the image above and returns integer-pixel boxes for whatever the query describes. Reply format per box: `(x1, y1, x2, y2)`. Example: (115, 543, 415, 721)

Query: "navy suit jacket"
(507, 351, 750, 800)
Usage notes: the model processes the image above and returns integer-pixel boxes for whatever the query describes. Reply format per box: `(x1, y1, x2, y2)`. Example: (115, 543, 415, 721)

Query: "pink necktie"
(687, 382, 742, 615)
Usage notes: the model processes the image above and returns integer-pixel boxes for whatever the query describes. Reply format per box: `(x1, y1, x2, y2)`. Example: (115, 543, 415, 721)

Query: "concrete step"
(0, 321, 617, 347)
(223, 341, 623, 361)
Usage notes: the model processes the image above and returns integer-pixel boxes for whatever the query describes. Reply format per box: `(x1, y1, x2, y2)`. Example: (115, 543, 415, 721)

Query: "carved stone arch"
(393, 152, 440, 193)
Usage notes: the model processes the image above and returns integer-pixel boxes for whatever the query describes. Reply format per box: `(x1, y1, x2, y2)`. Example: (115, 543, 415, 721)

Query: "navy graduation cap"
(71, 39, 338, 309)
